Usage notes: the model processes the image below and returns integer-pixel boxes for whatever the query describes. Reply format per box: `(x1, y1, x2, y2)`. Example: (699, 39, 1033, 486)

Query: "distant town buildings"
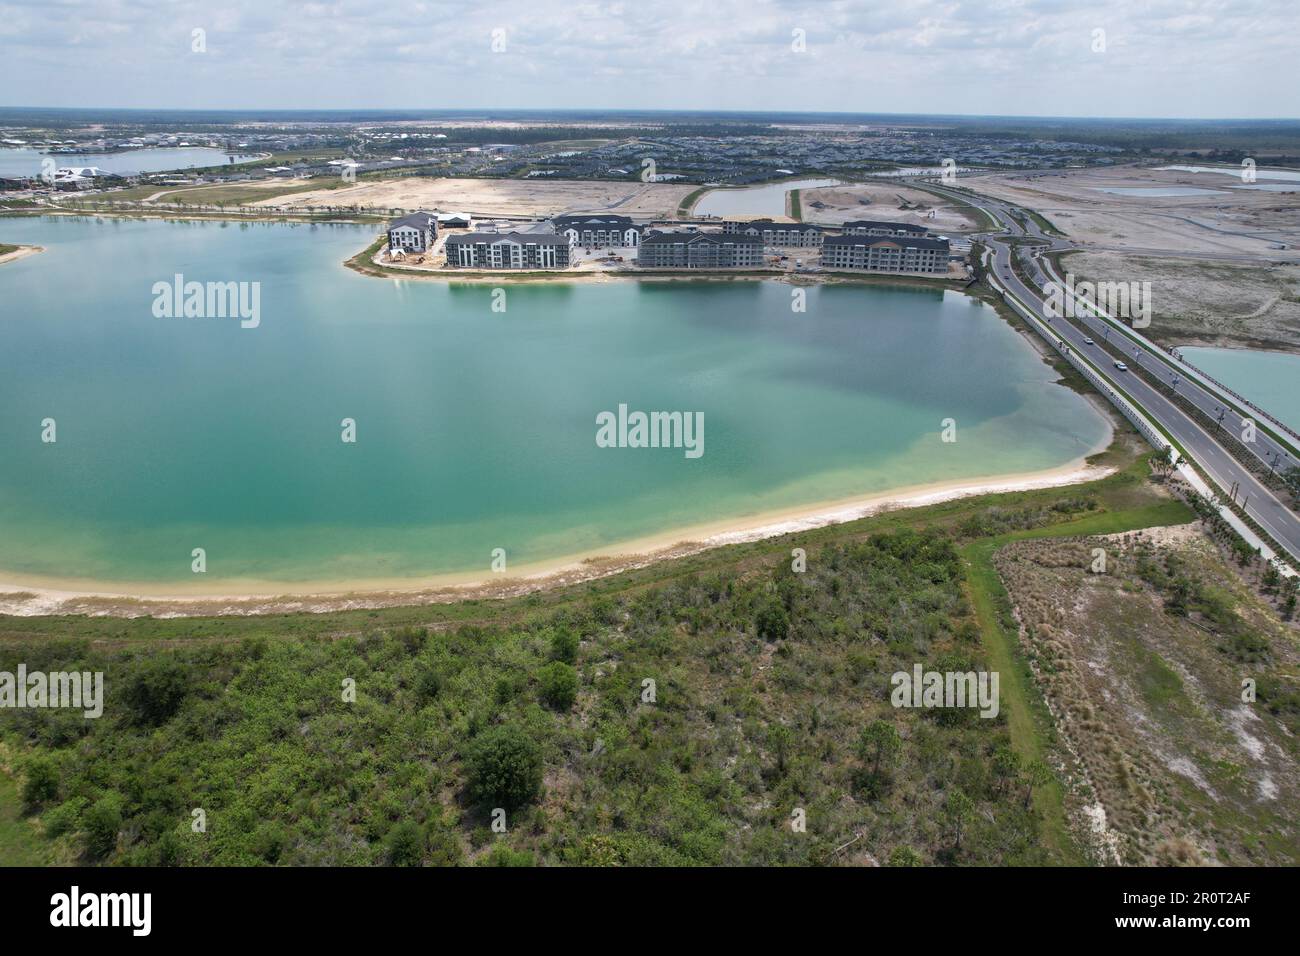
(553, 214, 642, 247)
(721, 219, 823, 246)
(637, 230, 765, 269)
(821, 234, 950, 274)
(387, 211, 437, 252)
(444, 223, 571, 269)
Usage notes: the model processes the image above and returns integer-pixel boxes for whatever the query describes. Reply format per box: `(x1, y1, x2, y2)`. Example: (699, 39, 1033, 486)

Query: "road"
(919, 181, 1300, 562)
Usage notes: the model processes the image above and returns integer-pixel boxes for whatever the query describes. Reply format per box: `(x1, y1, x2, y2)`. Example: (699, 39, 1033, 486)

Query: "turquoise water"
(0, 147, 257, 178)
(1158, 165, 1300, 182)
(0, 216, 1108, 587)
(1179, 347, 1300, 432)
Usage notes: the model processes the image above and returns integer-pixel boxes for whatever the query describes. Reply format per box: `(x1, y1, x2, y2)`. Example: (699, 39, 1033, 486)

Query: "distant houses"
(821, 234, 950, 274)
(444, 223, 571, 269)
(637, 231, 765, 269)
(721, 219, 823, 247)
(387, 211, 437, 253)
(553, 214, 642, 248)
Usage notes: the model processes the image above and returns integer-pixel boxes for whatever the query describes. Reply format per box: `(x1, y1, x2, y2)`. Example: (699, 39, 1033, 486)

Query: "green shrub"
(386, 820, 425, 866)
(537, 661, 578, 711)
(123, 657, 190, 726)
(755, 599, 789, 642)
(889, 846, 923, 866)
(426, 818, 464, 867)
(466, 724, 543, 810)
(414, 667, 442, 703)
(21, 756, 59, 812)
(84, 793, 125, 859)
(43, 796, 88, 838)
(549, 628, 579, 664)
(251, 821, 290, 864)
(477, 844, 535, 866)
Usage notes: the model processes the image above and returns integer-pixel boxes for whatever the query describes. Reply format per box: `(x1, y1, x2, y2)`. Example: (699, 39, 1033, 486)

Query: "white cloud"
(0, 0, 1295, 116)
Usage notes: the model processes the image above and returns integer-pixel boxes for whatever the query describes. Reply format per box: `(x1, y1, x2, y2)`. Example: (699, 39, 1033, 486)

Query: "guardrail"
(1036, 254, 1300, 456)
(987, 256, 1296, 574)
(985, 261, 1173, 457)
(1170, 351, 1300, 447)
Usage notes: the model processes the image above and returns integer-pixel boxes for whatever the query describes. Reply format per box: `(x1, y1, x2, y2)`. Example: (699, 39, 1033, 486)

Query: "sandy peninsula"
(0, 244, 44, 265)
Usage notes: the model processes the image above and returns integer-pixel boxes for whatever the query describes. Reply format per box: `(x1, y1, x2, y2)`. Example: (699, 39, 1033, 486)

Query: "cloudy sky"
(1, 0, 1296, 118)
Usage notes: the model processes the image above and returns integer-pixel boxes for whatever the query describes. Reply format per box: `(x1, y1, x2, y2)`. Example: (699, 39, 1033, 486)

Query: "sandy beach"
(0, 243, 44, 265)
(0, 452, 1113, 618)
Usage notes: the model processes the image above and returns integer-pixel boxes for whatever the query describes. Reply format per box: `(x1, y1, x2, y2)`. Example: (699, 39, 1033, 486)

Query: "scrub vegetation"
(10, 438, 1286, 868)
(995, 528, 1299, 865)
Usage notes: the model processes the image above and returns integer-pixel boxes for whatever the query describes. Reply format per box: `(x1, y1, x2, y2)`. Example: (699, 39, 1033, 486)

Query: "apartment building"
(552, 214, 642, 247)
(821, 235, 951, 275)
(637, 230, 765, 268)
(386, 211, 437, 252)
(443, 224, 572, 269)
(840, 220, 930, 238)
(721, 219, 823, 246)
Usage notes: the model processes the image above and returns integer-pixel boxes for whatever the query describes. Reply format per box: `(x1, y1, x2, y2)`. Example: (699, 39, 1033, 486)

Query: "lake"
(1178, 346, 1300, 433)
(1158, 164, 1300, 183)
(1093, 186, 1228, 197)
(694, 178, 840, 218)
(0, 216, 1109, 590)
(0, 146, 259, 178)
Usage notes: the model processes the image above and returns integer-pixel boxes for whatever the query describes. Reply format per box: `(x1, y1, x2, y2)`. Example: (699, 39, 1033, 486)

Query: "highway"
(920, 181, 1300, 562)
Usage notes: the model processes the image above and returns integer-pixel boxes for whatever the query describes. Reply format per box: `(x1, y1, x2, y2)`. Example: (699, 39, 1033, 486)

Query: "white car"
(1084, 337, 1095, 345)
(1114, 361, 1128, 371)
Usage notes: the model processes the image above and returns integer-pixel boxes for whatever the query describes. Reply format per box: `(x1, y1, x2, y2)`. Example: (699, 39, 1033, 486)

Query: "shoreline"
(0, 453, 1113, 618)
(0, 244, 44, 265)
(13, 206, 383, 225)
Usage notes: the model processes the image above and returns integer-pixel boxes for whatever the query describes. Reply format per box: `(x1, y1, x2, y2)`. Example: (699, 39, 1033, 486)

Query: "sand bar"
(0, 244, 44, 265)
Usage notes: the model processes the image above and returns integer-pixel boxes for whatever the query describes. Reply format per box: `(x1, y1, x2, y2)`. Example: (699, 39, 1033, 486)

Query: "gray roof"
(841, 220, 929, 234)
(824, 234, 950, 251)
(445, 229, 568, 247)
(553, 214, 635, 229)
(642, 230, 763, 246)
(388, 211, 436, 230)
(731, 219, 821, 232)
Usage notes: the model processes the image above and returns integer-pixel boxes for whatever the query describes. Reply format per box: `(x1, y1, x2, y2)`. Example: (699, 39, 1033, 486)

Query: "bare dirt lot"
(1060, 249, 1300, 350)
(966, 164, 1300, 350)
(251, 177, 696, 220)
(800, 181, 978, 233)
(967, 164, 1300, 259)
(996, 527, 1299, 865)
